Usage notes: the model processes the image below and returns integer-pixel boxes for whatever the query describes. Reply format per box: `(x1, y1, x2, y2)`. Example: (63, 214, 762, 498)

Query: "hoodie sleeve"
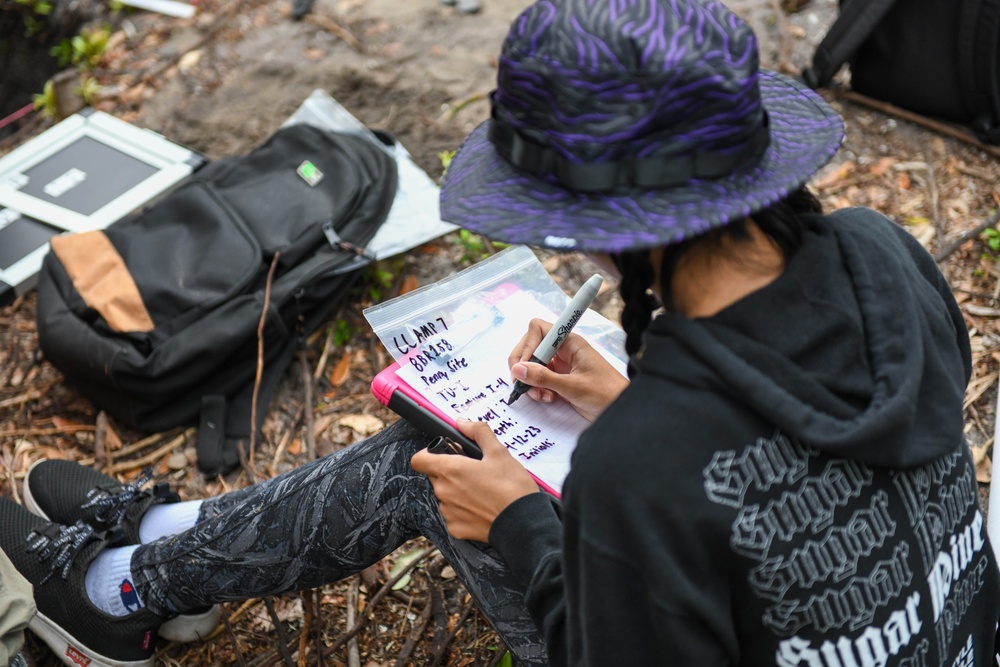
(489, 492, 567, 665)
(883, 216, 972, 384)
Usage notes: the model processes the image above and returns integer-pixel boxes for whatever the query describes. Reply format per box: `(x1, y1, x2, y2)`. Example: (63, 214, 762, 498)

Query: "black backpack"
(803, 0, 1000, 144)
(36, 124, 398, 476)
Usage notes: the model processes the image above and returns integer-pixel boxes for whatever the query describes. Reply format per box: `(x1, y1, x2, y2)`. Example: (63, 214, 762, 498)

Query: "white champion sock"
(138, 500, 203, 543)
(85, 544, 143, 616)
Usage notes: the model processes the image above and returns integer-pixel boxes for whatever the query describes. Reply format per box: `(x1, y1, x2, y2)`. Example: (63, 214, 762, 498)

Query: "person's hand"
(508, 318, 629, 421)
(411, 419, 540, 543)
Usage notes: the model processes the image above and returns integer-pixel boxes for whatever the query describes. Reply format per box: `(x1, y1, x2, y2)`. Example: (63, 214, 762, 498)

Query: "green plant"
(366, 262, 395, 302)
(332, 319, 354, 348)
(52, 25, 111, 69)
(438, 149, 456, 177)
(32, 79, 57, 119)
(77, 75, 101, 105)
(13, 0, 51, 35)
(453, 229, 509, 265)
(983, 227, 1000, 254)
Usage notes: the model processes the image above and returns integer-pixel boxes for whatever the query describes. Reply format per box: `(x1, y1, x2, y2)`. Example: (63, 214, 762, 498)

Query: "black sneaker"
(23, 460, 220, 643)
(0, 498, 163, 667)
(23, 461, 178, 544)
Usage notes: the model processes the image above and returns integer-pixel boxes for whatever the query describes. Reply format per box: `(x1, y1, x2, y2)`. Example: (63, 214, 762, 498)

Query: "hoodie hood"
(638, 208, 971, 468)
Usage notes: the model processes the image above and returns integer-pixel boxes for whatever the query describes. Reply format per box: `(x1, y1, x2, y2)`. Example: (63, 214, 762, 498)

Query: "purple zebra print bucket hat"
(439, 0, 845, 253)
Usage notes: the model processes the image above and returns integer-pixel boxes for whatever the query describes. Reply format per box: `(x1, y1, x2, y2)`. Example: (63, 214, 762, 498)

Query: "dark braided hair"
(613, 187, 822, 377)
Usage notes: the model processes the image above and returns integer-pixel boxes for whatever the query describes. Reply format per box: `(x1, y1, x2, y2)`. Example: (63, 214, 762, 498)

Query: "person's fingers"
(507, 319, 553, 367)
(511, 360, 571, 396)
(410, 447, 452, 476)
(455, 418, 506, 455)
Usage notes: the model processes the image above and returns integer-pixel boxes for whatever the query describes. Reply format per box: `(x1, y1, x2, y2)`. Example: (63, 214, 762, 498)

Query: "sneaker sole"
(21, 461, 47, 520)
(29, 609, 154, 667)
(156, 605, 221, 642)
(23, 462, 220, 644)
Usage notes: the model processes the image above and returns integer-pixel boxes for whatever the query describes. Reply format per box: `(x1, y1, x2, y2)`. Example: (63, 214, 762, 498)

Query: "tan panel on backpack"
(50, 232, 155, 333)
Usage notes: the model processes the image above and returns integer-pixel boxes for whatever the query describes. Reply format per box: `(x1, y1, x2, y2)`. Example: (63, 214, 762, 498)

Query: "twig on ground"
(94, 411, 109, 474)
(270, 404, 305, 475)
(831, 88, 1000, 160)
(393, 599, 434, 667)
(1, 425, 94, 437)
(298, 591, 314, 667)
(249, 252, 281, 475)
(346, 578, 361, 667)
(442, 91, 488, 120)
(321, 546, 435, 659)
(299, 351, 317, 461)
(263, 598, 297, 667)
(222, 613, 250, 667)
(203, 600, 262, 641)
(924, 152, 943, 246)
(0, 388, 44, 410)
(430, 594, 475, 665)
(312, 589, 325, 667)
(313, 326, 335, 381)
(934, 208, 1000, 262)
(486, 641, 510, 667)
(304, 13, 363, 52)
(1, 446, 20, 504)
(133, 0, 267, 83)
(110, 429, 193, 474)
(426, 558, 450, 659)
(393, 596, 433, 667)
(113, 429, 183, 459)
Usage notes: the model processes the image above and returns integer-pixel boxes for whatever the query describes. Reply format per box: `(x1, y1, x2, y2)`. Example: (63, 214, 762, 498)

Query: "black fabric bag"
(803, 0, 1000, 144)
(36, 124, 398, 476)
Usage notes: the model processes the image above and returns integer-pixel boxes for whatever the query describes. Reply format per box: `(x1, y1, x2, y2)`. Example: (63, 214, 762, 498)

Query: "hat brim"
(439, 72, 844, 253)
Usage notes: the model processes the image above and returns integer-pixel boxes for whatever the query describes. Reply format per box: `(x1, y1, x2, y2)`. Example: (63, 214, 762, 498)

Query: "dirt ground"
(2, 0, 1000, 664)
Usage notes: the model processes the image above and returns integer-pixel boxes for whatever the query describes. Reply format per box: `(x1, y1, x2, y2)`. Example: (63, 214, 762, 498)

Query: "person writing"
(2, 0, 997, 665)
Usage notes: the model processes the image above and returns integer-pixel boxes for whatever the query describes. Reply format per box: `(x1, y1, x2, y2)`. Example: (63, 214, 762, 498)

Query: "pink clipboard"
(371, 362, 562, 498)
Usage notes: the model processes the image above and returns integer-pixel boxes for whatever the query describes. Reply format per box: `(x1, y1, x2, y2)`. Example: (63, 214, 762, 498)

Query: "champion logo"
(65, 646, 91, 667)
(543, 235, 576, 248)
(120, 578, 142, 612)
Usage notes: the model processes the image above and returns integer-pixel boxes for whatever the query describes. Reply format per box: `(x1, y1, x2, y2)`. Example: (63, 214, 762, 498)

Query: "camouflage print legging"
(130, 420, 549, 666)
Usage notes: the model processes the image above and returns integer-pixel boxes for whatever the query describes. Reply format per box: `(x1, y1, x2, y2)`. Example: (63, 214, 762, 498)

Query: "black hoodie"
(489, 208, 1000, 666)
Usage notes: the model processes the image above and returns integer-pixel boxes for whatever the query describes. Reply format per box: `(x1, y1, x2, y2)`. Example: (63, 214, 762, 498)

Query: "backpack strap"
(802, 0, 900, 89)
(197, 395, 242, 477)
(958, 0, 1000, 143)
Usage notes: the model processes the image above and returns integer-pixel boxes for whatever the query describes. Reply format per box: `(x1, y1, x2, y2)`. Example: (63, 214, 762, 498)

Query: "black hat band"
(488, 108, 771, 194)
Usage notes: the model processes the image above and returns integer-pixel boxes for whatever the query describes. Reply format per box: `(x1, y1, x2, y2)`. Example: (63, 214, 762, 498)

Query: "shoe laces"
(26, 520, 100, 584)
(80, 467, 168, 526)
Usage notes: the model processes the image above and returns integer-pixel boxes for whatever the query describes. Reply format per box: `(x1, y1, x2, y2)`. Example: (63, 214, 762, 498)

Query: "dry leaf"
(400, 275, 420, 295)
(178, 49, 203, 72)
(304, 47, 325, 60)
(976, 454, 991, 483)
(51, 416, 86, 431)
(313, 414, 335, 439)
(330, 354, 351, 387)
(813, 161, 855, 190)
(868, 157, 896, 176)
(288, 438, 302, 456)
(167, 451, 188, 470)
(105, 423, 123, 451)
(896, 172, 911, 190)
(339, 414, 385, 436)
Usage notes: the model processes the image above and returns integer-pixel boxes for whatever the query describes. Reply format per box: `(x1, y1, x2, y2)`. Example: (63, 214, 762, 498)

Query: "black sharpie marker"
(507, 273, 604, 405)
